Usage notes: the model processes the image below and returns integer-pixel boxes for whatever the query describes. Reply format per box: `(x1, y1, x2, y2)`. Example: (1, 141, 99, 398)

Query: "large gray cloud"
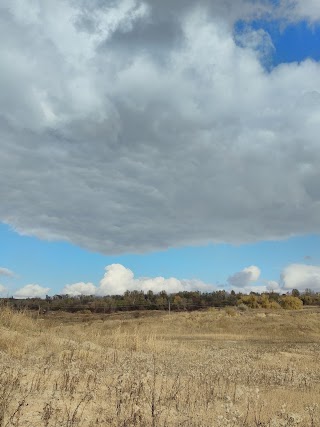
(1, 0, 320, 254)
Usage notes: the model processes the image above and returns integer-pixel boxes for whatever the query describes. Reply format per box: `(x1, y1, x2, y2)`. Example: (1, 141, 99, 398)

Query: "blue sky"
(1, 221, 320, 296)
(1, 1, 320, 297)
(235, 19, 320, 66)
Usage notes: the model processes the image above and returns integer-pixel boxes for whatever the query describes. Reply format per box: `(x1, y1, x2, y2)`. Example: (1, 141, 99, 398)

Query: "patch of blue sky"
(2, 223, 320, 295)
(234, 19, 320, 68)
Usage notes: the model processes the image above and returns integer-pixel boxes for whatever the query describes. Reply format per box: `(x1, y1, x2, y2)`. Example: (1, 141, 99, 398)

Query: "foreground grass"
(0, 307, 320, 426)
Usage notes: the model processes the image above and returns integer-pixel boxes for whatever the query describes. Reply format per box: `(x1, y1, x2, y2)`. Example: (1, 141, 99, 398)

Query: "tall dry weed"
(0, 307, 320, 426)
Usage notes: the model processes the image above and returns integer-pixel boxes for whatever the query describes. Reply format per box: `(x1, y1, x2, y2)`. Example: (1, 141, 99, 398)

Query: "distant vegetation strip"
(1, 289, 318, 313)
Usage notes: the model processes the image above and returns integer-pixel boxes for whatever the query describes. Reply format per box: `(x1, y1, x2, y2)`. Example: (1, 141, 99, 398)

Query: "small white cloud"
(62, 282, 97, 296)
(227, 278, 281, 295)
(97, 264, 215, 295)
(242, 285, 268, 294)
(230, 283, 274, 294)
(14, 284, 50, 299)
(0, 267, 15, 277)
(281, 264, 320, 291)
(0, 284, 7, 295)
(266, 280, 281, 292)
(228, 265, 261, 288)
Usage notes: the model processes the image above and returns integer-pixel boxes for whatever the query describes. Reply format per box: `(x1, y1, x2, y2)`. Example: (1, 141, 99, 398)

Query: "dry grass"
(0, 306, 320, 426)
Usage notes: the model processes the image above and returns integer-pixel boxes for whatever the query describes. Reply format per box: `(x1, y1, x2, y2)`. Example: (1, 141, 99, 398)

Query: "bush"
(225, 307, 237, 317)
(260, 294, 271, 309)
(279, 296, 303, 310)
(269, 301, 282, 310)
(238, 295, 259, 309)
(80, 309, 92, 315)
(237, 303, 248, 312)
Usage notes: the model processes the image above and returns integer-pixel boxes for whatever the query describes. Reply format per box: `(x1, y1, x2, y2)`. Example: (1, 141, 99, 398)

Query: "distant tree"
(304, 288, 314, 296)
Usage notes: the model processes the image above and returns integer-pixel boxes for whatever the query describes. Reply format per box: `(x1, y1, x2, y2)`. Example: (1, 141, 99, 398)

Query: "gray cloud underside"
(1, 0, 320, 254)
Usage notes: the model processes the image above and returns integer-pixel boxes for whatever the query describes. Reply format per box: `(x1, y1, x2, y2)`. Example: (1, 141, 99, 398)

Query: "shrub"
(238, 295, 259, 309)
(80, 309, 92, 315)
(237, 303, 248, 312)
(269, 301, 282, 310)
(279, 296, 303, 310)
(225, 307, 237, 317)
(260, 294, 271, 309)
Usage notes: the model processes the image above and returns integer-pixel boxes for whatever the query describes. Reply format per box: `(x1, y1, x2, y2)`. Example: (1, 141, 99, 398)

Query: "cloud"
(57, 264, 215, 297)
(98, 264, 215, 295)
(281, 264, 320, 291)
(50, 263, 320, 296)
(0, 284, 7, 295)
(266, 280, 281, 292)
(234, 27, 275, 65)
(0, 267, 15, 277)
(14, 284, 50, 299)
(62, 282, 97, 296)
(228, 266, 261, 288)
(227, 268, 283, 294)
(1, 1, 320, 254)
(278, 0, 320, 22)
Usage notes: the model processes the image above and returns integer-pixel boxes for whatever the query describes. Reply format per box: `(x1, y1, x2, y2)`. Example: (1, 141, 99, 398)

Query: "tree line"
(1, 288, 319, 313)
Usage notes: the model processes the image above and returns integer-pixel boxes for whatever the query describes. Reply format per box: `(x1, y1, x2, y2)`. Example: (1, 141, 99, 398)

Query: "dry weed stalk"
(0, 307, 319, 426)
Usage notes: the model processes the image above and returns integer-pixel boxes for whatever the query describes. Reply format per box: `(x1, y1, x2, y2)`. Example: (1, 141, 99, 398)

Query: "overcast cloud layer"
(1, 1, 320, 254)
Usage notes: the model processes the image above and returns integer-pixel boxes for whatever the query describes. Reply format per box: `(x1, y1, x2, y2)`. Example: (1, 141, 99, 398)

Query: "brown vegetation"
(0, 306, 320, 426)
(3, 288, 319, 315)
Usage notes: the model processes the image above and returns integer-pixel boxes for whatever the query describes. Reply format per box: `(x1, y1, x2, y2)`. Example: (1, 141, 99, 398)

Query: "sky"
(1, 0, 320, 298)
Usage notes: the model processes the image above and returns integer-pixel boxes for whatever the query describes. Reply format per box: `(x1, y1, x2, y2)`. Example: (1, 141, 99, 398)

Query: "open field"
(1, 307, 320, 426)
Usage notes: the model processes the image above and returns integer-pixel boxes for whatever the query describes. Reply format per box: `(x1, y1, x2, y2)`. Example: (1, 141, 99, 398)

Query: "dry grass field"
(1, 306, 320, 426)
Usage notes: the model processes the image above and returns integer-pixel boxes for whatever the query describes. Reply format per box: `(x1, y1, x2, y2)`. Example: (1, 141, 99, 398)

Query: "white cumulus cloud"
(281, 264, 320, 291)
(14, 284, 50, 299)
(228, 266, 261, 288)
(266, 280, 281, 292)
(97, 264, 215, 295)
(62, 282, 97, 296)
